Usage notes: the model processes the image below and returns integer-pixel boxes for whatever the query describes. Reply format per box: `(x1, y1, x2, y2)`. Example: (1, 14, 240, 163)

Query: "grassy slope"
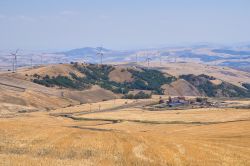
(32, 63, 176, 95)
(31, 63, 249, 98)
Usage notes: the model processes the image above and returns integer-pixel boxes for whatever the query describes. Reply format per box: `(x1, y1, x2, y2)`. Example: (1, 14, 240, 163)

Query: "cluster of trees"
(32, 74, 89, 89)
(73, 63, 176, 95)
(180, 74, 250, 97)
(32, 63, 176, 98)
(127, 69, 176, 94)
(74, 63, 114, 82)
(73, 63, 128, 93)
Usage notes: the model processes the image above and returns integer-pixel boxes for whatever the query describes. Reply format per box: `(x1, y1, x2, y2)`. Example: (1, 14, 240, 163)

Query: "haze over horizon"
(0, 0, 250, 51)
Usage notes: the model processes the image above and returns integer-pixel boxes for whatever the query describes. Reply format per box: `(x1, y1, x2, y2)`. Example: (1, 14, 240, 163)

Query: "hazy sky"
(0, 0, 249, 50)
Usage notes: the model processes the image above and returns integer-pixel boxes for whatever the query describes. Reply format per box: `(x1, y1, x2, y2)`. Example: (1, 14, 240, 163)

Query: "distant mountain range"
(54, 45, 250, 72)
(56, 47, 136, 63)
(57, 47, 111, 58)
(0, 44, 250, 72)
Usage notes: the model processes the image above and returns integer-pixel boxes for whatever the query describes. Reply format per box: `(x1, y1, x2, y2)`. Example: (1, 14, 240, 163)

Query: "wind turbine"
(135, 54, 138, 65)
(145, 54, 152, 70)
(30, 54, 33, 68)
(158, 51, 162, 66)
(10, 49, 19, 73)
(96, 47, 104, 65)
(39, 53, 45, 65)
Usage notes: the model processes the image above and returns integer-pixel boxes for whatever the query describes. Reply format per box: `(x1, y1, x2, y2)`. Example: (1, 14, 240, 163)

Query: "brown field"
(0, 68, 119, 115)
(161, 79, 201, 96)
(108, 67, 133, 83)
(1, 98, 250, 166)
(19, 64, 85, 78)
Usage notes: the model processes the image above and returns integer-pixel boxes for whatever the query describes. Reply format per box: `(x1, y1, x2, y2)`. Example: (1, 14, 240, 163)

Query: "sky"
(0, 0, 250, 51)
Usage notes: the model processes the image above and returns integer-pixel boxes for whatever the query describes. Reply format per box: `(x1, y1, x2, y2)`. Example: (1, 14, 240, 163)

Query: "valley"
(0, 62, 249, 165)
(1, 1, 250, 165)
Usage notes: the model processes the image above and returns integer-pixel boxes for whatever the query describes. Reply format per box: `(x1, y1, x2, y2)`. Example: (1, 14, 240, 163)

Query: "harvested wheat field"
(1, 99, 250, 166)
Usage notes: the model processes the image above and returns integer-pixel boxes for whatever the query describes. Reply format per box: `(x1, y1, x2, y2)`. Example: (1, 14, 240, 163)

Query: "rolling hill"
(0, 61, 249, 116)
(26, 63, 250, 98)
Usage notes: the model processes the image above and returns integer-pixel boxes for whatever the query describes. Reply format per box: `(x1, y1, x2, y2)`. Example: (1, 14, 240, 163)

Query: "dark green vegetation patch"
(32, 63, 176, 96)
(180, 74, 250, 97)
(33, 75, 90, 89)
(32, 63, 250, 98)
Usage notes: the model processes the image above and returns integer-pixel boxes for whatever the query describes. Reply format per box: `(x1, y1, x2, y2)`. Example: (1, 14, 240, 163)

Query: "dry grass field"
(51, 99, 138, 114)
(1, 98, 250, 166)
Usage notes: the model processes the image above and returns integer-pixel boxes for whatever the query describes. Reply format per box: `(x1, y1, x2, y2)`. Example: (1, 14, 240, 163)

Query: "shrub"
(123, 91, 152, 99)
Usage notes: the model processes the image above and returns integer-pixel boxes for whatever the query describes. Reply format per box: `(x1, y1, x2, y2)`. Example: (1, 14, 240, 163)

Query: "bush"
(33, 73, 40, 79)
(122, 91, 152, 99)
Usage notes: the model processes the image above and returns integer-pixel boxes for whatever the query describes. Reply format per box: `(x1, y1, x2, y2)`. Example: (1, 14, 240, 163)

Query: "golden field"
(1, 99, 250, 166)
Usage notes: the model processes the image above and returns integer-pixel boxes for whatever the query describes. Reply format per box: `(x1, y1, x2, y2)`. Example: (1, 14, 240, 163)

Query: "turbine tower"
(10, 49, 19, 73)
(30, 54, 33, 68)
(96, 47, 104, 65)
(158, 51, 162, 66)
(40, 53, 44, 65)
(135, 54, 138, 65)
(146, 54, 152, 70)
